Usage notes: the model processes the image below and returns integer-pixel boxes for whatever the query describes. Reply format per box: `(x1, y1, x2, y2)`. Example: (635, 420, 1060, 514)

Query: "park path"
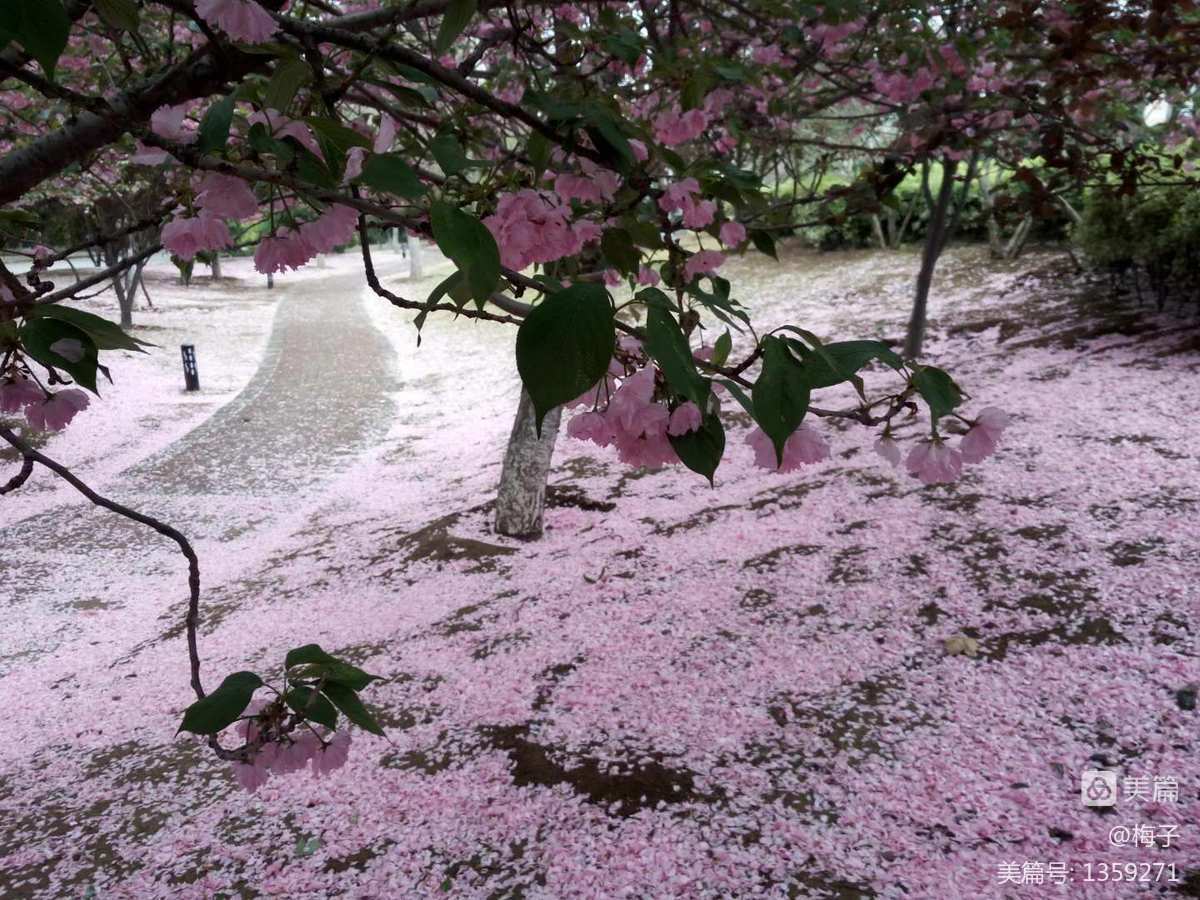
(0, 252, 424, 669)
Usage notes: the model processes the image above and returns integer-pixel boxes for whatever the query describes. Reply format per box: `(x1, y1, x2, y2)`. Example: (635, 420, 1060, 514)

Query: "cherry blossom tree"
(1, 0, 1195, 788)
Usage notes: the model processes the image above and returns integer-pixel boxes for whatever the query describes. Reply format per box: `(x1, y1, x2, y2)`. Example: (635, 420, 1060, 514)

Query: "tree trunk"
(1003, 214, 1033, 260)
(210, 254, 222, 280)
(938, 151, 978, 255)
(903, 158, 958, 359)
(494, 389, 562, 538)
(267, 272, 274, 289)
(870, 214, 887, 250)
(408, 231, 423, 278)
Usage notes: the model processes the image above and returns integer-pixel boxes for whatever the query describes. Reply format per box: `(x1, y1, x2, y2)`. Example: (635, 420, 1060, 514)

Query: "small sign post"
(181, 344, 200, 392)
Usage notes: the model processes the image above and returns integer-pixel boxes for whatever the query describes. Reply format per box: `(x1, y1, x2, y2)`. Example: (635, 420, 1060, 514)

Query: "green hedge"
(1075, 186, 1200, 306)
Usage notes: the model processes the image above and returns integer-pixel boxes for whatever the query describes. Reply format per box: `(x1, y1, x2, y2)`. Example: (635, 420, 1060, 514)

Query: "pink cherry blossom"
(658, 178, 701, 214)
(247, 110, 323, 159)
(131, 141, 171, 166)
(343, 146, 367, 183)
(161, 213, 233, 260)
(254, 229, 316, 274)
(232, 760, 269, 793)
(681, 199, 716, 229)
(24, 389, 90, 432)
(566, 410, 613, 446)
(667, 402, 702, 436)
(683, 250, 726, 281)
(636, 266, 661, 286)
(483, 190, 587, 271)
(959, 406, 1011, 463)
(150, 104, 195, 144)
(195, 0, 278, 43)
(874, 435, 902, 467)
(653, 108, 709, 146)
(195, 173, 259, 221)
(299, 205, 359, 254)
(905, 439, 963, 484)
(311, 731, 351, 776)
(747, 424, 830, 472)
(373, 116, 397, 154)
(628, 139, 648, 162)
(719, 221, 747, 248)
(32, 245, 52, 266)
(0, 376, 42, 413)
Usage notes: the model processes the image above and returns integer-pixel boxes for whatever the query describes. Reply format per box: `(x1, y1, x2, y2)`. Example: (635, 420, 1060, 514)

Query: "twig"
(0, 425, 205, 703)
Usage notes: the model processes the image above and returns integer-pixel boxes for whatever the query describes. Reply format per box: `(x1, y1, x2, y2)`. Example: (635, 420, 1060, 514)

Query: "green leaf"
(435, 0, 477, 54)
(285, 687, 339, 729)
(359, 153, 427, 200)
(752, 336, 811, 465)
(911, 365, 962, 421)
(320, 662, 378, 692)
(198, 95, 236, 155)
(285, 643, 339, 669)
(527, 132, 550, 178)
(719, 378, 754, 417)
(323, 682, 386, 736)
(430, 201, 500, 302)
(750, 229, 778, 260)
(19, 319, 99, 393)
(0, 1, 70, 78)
(600, 228, 640, 274)
(669, 414, 725, 485)
(516, 283, 615, 433)
(95, 0, 140, 31)
(26, 305, 151, 352)
(0, 209, 40, 229)
(795, 339, 903, 388)
(304, 117, 370, 178)
(178, 671, 263, 735)
(640, 290, 709, 408)
(292, 145, 337, 189)
(712, 331, 732, 368)
(429, 133, 470, 176)
(584, 115, 635, 173)
(264, 58, 310, 113)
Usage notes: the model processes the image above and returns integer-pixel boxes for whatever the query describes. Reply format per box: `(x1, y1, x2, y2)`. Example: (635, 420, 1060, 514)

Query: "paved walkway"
(0, 254, 416, 666)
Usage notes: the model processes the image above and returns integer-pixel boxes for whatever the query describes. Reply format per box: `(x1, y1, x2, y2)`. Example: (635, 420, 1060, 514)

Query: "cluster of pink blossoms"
(653, 107, 710, 146)
(161, 213, 233, 261)
(875, 407, 1011, 484)
(567, 365, 704, 468)
(253, 204, 360, 274)
(195, 0, 277, 44)
(658, 178, 716, 229)
(231, 709, 352, 793)
(483, 190, 602, 271)
(0, 376, 89, 432)
(195, 173, 259, 220)
(564, 341, 835, 474)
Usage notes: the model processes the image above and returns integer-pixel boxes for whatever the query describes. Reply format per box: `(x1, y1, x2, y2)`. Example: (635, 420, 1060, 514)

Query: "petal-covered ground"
(0, 244, 1197, 899)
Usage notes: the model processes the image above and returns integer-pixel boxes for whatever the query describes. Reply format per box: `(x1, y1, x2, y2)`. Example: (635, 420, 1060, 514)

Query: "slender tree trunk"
(408, 231, 423, 278)
(210, 253, 222, 280)
(1003, 214, 1033, 260)
(494, 389, 562, 538)
(870, 214, 887, 250)
(978, 167, 1005, 258)
(938, 151, 978, 255)
(904, 158, 958, 359)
